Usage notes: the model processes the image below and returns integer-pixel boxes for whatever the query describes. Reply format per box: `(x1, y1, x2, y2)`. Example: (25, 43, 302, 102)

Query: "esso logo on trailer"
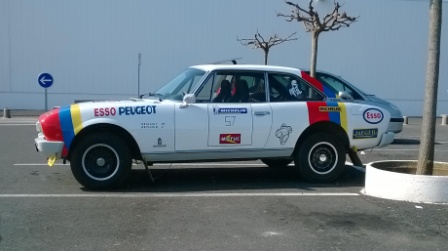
(363, 108, 383, 124)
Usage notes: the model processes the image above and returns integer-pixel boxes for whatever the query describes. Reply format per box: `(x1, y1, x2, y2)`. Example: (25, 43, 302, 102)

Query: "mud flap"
(348, 148, 364, 168)
(47, 154, 57, 167)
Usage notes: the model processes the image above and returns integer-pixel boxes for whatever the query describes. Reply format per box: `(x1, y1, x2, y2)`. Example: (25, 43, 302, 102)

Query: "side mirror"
(180, 94, 196, 108)
(338, 91, 354, 101)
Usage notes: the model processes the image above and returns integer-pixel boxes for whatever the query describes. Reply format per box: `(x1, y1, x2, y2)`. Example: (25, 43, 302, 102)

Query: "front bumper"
(35, 133, 64, 159)
(378, 132, 395, 148)
(388, 118, 404, 133)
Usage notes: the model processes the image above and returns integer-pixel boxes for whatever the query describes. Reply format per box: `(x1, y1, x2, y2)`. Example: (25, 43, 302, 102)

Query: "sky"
(0, 0, 447, 115)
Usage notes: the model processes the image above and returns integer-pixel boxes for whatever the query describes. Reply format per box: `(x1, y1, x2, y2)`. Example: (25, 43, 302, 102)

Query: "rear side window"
(267, 73, 324, 102)
(315, 74, 363, 100)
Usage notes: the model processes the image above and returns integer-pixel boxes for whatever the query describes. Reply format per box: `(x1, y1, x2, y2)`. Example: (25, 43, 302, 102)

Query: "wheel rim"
(82, 143, 120, 181)
(307, 142, 338, 175)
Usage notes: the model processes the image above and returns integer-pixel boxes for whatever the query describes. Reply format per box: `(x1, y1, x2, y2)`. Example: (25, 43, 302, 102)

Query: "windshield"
(155, 68, 206, 100)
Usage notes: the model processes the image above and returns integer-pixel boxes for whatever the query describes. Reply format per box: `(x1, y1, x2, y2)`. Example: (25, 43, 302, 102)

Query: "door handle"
(254, 111, 270, 116)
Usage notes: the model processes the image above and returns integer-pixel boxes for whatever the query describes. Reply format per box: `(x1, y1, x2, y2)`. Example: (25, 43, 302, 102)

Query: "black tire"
(70, 132, 132, 190)
(295, 133, 346, 182)
(261, 158, 292, 168)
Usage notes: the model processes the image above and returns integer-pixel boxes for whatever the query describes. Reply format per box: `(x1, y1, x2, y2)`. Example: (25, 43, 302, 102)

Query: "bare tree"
(278, 0, 356, 77)
(237, 31, 299, 65)
(416, 0, 442, 175)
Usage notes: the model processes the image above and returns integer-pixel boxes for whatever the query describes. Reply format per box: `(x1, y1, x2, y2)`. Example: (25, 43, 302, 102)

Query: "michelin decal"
(275, 123, 292, 145)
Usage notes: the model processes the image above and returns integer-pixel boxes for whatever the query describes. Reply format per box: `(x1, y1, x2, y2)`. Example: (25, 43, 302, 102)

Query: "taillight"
(38, 108, 63, 142)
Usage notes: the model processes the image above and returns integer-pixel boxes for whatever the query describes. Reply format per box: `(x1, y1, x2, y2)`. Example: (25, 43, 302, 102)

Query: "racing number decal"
(208, 105, 252, 146)
(225, 116, 236, 126)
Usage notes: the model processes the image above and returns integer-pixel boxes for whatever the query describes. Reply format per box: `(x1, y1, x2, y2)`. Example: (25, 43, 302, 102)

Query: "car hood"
(362, 95, 403, 118)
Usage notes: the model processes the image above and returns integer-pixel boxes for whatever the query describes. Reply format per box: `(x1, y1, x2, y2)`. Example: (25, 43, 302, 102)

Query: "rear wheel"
(261, 158, 292, 168)
(295, 133, 346, 182)
(70, 132, 132, 190)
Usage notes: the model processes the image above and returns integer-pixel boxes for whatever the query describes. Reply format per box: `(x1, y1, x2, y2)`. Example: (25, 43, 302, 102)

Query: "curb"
(363, 160, 448, 204)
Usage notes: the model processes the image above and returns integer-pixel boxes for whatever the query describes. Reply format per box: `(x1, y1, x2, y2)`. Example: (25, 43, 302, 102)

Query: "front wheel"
(295, 133, 346, 182)
(70, 132, 132, 190)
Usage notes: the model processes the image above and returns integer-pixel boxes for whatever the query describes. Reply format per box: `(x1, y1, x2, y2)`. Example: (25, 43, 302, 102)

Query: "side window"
(196, 74, 216, 103)
(244, 74, 266, 103)
(319, 75, 345, 91)
(201, 71, 266, 103)
(268, 73, 324, 102)
(317, 74, 362, 100)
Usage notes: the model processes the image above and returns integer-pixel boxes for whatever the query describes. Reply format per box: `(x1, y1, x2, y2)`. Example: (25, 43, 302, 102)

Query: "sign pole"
(38, 73, 54, 110)
(45, 89, 48, 111)
(138, 53, 141, 98)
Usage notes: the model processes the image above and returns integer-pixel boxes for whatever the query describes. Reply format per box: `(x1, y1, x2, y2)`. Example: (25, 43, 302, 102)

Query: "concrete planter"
(363, 160, 448, 204)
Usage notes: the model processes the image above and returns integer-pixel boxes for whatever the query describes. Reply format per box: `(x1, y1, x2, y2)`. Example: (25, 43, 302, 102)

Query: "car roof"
(191, 64, 304, 76)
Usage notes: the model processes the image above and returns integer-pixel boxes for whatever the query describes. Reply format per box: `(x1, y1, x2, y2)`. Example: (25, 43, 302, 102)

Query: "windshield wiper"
(139, 93, 163, 101)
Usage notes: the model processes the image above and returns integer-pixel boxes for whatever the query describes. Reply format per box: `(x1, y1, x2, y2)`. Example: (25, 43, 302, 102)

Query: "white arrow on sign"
(39, 76, 52, 86)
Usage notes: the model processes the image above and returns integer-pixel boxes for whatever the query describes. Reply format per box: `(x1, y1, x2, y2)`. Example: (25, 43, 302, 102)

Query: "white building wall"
(0, 0, 11, 93)
(0, 0, 447, 116)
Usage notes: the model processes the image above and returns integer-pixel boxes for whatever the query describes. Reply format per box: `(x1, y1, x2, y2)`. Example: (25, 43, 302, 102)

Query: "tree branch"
(278, 0, 357, 34)
(237, 31, 299, 64)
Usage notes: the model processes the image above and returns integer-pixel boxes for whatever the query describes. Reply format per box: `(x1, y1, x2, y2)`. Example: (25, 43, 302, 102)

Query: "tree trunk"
(264, 48, 269, 65)
(310, 32, 319, 78)
(416, 0, 442, 175)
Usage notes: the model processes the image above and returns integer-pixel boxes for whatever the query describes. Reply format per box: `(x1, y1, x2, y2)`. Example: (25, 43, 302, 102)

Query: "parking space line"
(0, 192, 360, 198)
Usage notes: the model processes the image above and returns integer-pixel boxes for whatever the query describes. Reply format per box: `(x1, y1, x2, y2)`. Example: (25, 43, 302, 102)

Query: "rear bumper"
(35, 133, 64, 159)
(378, 132, 395, 148)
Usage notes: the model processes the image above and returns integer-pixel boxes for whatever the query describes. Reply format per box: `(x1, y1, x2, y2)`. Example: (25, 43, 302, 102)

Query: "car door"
(174, 70, 255, 152)
(174, 103, 209, 151)
(207, 70, 272, 149)
(208, 103, 272, 148)
(264, 72, 326, 150)
(207, 104, 253, 146)
(175, 70, 273, 156)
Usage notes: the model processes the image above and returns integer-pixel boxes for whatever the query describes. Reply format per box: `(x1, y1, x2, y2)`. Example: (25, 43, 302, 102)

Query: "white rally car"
(35, 64, 395, 189)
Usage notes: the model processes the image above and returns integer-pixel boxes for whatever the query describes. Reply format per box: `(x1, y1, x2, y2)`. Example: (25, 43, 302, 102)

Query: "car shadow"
(392, 139, 421, 145)
(392, 138, 441, 145)
(98, 164, 366, 192)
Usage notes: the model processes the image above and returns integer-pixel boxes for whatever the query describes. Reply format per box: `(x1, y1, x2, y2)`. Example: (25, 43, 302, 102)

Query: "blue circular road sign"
(38, 73, 54, 88)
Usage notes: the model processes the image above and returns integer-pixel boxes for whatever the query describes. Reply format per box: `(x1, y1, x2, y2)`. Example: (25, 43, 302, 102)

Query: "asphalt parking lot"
(0, 114, 447, 251)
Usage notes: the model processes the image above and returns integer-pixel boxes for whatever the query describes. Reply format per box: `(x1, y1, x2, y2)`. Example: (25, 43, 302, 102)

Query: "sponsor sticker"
(214, 107, 247, 115)
(363, 108, 383, 124)
(118, 105, 157, 116)
(153, 137, 167, 147)
(275, 123, 292, 145)
(219, 134, 241, 144)
(319, 106, 341, 112)
(353, 128, 378, 139)
(94, 106, 157, 117)
(289, 80, 303, 98)
(94, 107, 117, 117)
(141, 122, 166, 129)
